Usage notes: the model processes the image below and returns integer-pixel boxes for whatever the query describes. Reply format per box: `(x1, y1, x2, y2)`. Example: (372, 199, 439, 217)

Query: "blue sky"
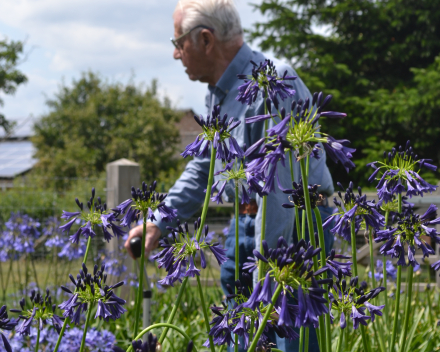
(0, 0, 270, 124)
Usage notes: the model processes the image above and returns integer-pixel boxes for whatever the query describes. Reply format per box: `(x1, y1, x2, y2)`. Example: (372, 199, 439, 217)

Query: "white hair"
(175, 0, 243, 43)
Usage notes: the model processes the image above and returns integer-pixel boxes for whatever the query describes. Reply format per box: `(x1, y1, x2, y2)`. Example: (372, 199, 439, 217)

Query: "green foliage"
(0, 38, 28, 134)
(248, 0, 440, 186)
(32, 72, 183, 189)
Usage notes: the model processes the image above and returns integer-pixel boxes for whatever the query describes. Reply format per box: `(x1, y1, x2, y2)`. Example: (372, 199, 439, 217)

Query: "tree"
(32, 72, 183, 189)
(0, 39, 28, 134)
(249, 0, 440, 186)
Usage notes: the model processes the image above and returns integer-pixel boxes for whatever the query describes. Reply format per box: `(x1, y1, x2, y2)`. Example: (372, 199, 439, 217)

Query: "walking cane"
(129, 236, 152, 341)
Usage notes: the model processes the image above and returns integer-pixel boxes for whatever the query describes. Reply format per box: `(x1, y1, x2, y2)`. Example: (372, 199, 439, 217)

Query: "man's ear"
(201, 30, 215, 53)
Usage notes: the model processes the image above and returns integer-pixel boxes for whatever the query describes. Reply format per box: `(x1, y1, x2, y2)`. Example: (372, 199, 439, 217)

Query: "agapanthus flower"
(369, 260, 398, 281)
(211, 159, 251, 204)
(282, 179, 321, 210)
(236, 59, 296, 109)
(2, 212, 41, 256)
(152, 218, 227, 287)
(376, 204, 440, 267)
(60, 188, 124, 244)
(97, 249, 128, 277)
(181, 105, 243, 162)
(112, 181, 177, 227)
(367, 141, 437, 202)
(323, 182, 385, 241)
(329, 276, 385, 329)
(11, 289, 64, 335)
(245, 92, 354, 195)
(58, 263, 126, 324)
(0, 305, 18, 352)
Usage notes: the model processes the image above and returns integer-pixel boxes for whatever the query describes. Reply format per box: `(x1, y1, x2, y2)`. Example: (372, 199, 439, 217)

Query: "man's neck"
(207, 40, 243, 86)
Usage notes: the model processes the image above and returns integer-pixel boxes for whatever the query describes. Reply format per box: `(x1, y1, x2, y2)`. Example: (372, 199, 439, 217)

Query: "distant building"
(176, 109, 199, 154)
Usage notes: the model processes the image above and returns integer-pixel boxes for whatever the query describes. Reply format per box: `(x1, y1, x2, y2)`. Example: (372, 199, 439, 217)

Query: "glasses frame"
(170, 25, 215, 50)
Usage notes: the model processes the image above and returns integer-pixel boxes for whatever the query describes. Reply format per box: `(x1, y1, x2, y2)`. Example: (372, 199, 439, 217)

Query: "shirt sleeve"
(151, 155, 210, 235)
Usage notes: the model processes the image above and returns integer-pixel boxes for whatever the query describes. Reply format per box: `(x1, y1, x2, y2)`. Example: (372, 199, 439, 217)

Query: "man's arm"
(125, 155, 210, 258)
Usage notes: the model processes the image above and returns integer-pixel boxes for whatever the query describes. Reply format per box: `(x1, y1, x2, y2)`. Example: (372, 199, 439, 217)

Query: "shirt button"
(225, 89, 229, 93)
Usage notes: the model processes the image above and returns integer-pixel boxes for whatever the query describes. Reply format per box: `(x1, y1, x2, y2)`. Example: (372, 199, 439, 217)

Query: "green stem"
(305, 327, 309, 352)
(249, 319, 254, 342)
(313, 208, 331, 352)
(53, 236, 93, 352)
(301, 209, 306, 241)
(383, 211, 389, 329)
(372, 313, 386, 352)
(288, 151, 302, 241)
(196, 144, 217, 242)
(127, 323, 198, 352)
(299, 326, 304, 352)
(35, 324, 40, 352)
(234, 182, 239, 352)
(79, 303, 93, 352)
(336, 328, 343, 352)
(399, 265, 414, 352)
(196, 275, 215, 352)
(133, 214, 147, 339)
(390, 194, 402, 352)
(350, 221, 358, 277)
(369, 228, 375, 289)
(158, 277, 188, 343)
(248, 284, 283, 352)
(299, 156, 325, 352)
(258, 195, 267, 280)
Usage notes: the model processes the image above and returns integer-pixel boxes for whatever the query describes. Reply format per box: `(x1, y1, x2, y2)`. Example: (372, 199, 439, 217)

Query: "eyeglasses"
(170, 25, 214, 49)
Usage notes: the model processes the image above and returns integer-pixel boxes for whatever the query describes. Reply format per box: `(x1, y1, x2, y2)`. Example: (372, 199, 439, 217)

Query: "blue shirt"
(153, 43, 334, 249)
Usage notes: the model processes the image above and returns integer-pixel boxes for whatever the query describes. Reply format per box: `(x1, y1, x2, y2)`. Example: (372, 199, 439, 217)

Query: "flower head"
(376, 204, 440, 267)
(211, 160, 251, 204)
(0, 305, 18, 352)
(152, 219, 227, 287)
(329, 276, 385, 329)
(369, 260, 397, 281)
(367, 141, 437, 202)
(58, 263, 126, 324)
(113, 181, 177, 227)
(11, 289, 64, 336)
(282, 179, 321, 210)
(324, 183, 385, 241)
(181, 105, 243, 162)
(236, 59, 296, 109)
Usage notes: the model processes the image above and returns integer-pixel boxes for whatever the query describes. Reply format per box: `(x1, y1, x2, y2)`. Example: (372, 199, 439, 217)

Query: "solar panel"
(0, 141, 37, 178)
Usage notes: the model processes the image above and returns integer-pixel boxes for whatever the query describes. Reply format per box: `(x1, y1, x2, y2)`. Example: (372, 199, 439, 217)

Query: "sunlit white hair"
(175, 0, 243, 43)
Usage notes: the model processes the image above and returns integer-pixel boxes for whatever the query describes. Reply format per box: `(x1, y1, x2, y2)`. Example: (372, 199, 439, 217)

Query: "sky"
(0, 0, 271, 128)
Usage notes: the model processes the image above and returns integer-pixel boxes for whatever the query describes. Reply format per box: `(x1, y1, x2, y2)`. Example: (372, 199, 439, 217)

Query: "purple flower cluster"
(11, 289, 64, 336)
(236, 59, 296, 109)
(0, 305, 17, 352)
(376, 204, 440, 267)
(324, 183, 385, 241)
(112, 333, 193, 352)
(60, 188, 125, 244)
(367, 141, 437, 202)
(113, 181, 177, 226)
(369, 260, 398, 282)
(329, 277, 385, 329)
(0, 212, 41, 260)
(59, 263, 126, 324)
(181, 105, 243, 162)
(152, 219, 227, 287)
(281, 179, 321, 210)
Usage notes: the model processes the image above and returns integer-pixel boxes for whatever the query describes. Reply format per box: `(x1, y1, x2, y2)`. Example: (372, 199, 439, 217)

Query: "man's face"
(172, 10, 211, 83)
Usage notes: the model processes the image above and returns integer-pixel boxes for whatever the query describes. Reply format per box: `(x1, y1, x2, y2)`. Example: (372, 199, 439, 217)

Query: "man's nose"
(173, 47, 181, 60)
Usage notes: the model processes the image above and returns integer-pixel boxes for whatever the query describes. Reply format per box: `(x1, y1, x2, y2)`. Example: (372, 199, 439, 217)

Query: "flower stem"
(369, 228, 375, 289)
(288, 151, 302, 243)
(313, 208, 331, 352)
(133, 214, 147, 339)
(158, 277, 188, 343)
(79, 303, 93, 352)
(196, 275, 215, 352)
(390, 194, 402, 352)
(35, 324, 40, 352)
(299, 156, 326, 352)
(383, 211, 389, 329)
(336, 328, 343, 352)
(258, 195, 267, 280)
(53, 235, 93, 352)
(399, 265, 414, 352)
(126, 323, 198, 352)
(305, 327, 309, 352)
(350, 221, 358, 277)
(234, 182, 239, 352)
(299, 326, 304, 352)
(247, 284, 283, 352)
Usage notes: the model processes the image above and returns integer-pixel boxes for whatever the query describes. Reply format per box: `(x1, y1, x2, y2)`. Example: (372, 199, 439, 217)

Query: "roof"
(0, 140, 37, 178)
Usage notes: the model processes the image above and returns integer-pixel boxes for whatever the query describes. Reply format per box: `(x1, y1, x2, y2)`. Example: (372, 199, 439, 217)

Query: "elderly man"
(125, 0, 334, 351)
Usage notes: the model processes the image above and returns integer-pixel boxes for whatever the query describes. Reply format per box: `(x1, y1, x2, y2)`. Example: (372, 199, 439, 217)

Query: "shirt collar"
(211, 42, 253, 96)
